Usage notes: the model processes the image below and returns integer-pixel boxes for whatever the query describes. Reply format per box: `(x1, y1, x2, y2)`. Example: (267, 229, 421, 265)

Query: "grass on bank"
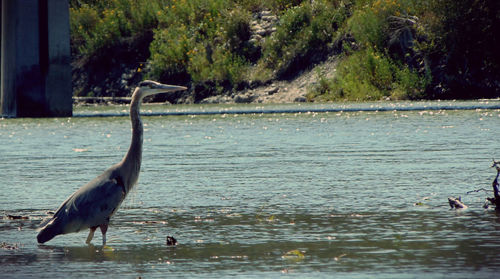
(70, 0, 500, 101)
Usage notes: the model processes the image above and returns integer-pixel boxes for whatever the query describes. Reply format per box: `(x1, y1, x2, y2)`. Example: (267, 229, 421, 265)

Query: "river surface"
(1, 101, 500, 278)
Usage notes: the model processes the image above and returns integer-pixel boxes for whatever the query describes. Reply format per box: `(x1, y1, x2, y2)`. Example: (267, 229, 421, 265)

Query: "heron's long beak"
(156, 84, 187, 91)
(137, 80, 188, 99)
(150, 84, 188, 95)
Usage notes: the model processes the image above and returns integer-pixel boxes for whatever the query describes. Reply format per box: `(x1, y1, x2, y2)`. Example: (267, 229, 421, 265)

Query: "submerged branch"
(466, 188, 491, 194)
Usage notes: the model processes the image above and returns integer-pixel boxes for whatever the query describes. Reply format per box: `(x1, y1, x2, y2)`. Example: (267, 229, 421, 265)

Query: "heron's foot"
(86, 227, 97, 244)
(99, 224, 108, 246)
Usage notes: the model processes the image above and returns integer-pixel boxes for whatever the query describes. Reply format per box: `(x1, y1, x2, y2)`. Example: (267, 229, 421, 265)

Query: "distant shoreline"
(72, 100, 500, 118)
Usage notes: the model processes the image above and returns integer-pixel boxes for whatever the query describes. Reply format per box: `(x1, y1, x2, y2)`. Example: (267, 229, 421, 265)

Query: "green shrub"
(393, 65, 429, 99)
(148, 0, 255, 88)
(262, 3, 311, 69)
(308, 46, 429, 101)
(415, 0, 500, 98)
(261, 0, 348, 77)
(308, 0, 434, 101)
(348, 0, 419, 51)
(70, 4, 100, 55)
(224, 9, 258, 62)
(70, 0, 166, 57)
(149, 24, 192, 82)
(347, 8, 384, 50)
(317, 48, 392, 100)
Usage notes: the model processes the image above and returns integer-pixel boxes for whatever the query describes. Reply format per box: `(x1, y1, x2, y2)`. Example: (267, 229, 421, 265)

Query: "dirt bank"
(198, 56, 338, 104)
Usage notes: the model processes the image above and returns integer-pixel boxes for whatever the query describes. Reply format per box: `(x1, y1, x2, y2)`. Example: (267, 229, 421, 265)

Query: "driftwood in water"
(448, 197, 468, 209)
(484, 160, 500, 210)
(485, 160, 500, 211)
(454, 160, 500, 210)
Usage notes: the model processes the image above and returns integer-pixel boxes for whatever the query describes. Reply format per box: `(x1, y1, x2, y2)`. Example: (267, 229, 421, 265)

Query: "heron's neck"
(121, 90, 144, 190)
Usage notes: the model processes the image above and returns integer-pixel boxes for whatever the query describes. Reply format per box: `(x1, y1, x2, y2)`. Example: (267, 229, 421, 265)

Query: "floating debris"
(166, 236, 178, 246)
(282, 249, 305, 260)
(448, 196, 468, 209)
(5, 215, 29, 220)
(1, 242, 20, 250)
(334, 254, 347, 261)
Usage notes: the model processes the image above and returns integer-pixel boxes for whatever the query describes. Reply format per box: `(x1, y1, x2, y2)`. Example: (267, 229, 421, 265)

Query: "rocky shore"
(200, 56, 338, 104)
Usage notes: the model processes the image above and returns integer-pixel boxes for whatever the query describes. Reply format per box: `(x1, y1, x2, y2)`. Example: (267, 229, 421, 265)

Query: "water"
(1, 101, 500, 278)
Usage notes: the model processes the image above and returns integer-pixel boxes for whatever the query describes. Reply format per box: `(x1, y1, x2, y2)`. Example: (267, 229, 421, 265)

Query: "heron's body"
(37, 81, 186, 245)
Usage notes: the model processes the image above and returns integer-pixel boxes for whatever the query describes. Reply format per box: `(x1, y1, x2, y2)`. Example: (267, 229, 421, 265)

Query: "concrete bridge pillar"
(1, 0, 72, 117)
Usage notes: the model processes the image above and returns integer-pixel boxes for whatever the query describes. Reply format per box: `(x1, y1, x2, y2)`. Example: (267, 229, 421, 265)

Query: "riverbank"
(70, 0, 500, 102)
(73, 54, 339, 105)
(193, 56, 339, 104)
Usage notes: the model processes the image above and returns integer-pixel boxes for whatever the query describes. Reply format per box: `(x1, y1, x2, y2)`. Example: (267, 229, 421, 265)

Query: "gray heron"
(37, 80, 187, 246)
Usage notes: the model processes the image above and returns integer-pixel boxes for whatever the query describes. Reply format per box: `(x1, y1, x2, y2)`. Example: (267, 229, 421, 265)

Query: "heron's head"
(136, 80, 187, 99)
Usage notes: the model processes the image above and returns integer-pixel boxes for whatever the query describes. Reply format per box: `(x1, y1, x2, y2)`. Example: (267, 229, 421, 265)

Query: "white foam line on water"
(2, 103, 499, 118)
(72, 103, 500, 118)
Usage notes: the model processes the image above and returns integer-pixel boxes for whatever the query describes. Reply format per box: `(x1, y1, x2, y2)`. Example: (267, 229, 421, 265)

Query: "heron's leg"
(86, 226, 97, 244)
(99, 224, 108, 246)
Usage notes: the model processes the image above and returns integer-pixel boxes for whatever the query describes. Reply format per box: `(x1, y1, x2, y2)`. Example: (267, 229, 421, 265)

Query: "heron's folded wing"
(59, 177, 126, 232)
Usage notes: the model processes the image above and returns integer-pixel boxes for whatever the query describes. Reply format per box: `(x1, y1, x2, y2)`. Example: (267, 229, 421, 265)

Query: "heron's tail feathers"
(36, 218, 61, 244)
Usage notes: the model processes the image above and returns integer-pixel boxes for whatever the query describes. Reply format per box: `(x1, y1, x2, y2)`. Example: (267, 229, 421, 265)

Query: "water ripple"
(1, 102, 500, 278)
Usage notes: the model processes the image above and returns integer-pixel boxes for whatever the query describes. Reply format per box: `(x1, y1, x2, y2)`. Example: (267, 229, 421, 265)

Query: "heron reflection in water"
(37, 81, 187, 246)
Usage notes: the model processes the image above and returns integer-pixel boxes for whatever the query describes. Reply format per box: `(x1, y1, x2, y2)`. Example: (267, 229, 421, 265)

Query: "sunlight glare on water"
(1, 102, 500, 278)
